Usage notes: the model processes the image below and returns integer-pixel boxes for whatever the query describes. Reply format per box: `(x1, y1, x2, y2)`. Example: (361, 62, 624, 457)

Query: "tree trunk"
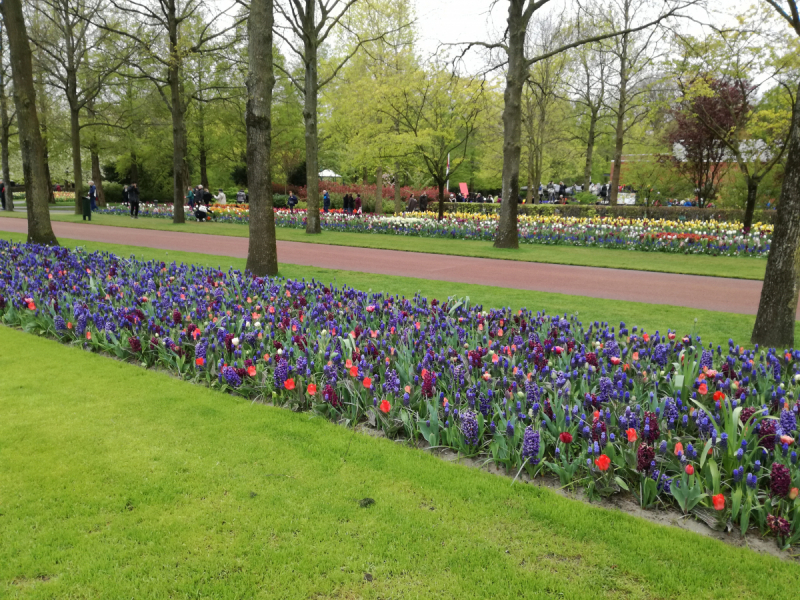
(393, 162, 401, 213)
(91, 147, 105, 206)
(742, 177, 759, 232)
(2, 0, 56, 244)
(245, 0, 278, 277)
(303, 6, 321, 234)
(583, 107, 598, 189)
(609, 32, 630, 206)
(198, 99, 208, 188)
(437, 179, 445, 221)
(0, 32, 14, 212)
(168, 14, 187, 224)
(36, 69, 55, 205)
(751, 81, 800, 347)
(70, 106, 83, 213)
(494, 0, 527, 249)
(375, 164, 382, 214)
(130, 151, 139, 184)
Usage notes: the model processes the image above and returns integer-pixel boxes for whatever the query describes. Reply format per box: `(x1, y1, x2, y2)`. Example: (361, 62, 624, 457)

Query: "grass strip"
(0, 210, 767, 280)
(1, 325, 798, 599)
(1, 231, 793, 348)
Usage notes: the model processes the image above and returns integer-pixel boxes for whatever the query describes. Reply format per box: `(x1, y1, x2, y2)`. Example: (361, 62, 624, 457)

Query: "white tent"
(319, 169, 342, 181)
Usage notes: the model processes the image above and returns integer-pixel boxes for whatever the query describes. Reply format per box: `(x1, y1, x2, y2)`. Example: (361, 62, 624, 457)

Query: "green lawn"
(1, 325, 798, 599)
(0, 209, 768, 280)
(1, 231, 794, 348)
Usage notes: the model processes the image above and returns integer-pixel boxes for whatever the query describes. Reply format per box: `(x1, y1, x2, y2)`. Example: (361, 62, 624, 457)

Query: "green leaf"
(614, 476, 629, 491)
(731, 487, 742, 520)
(699, 437, 714, 469)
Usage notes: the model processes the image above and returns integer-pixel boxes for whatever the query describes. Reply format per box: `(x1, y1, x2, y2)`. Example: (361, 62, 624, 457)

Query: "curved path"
(0, 217, 794, 316)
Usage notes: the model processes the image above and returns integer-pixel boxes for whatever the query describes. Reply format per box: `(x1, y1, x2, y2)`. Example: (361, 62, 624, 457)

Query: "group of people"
(187, 185, 226, 221)
(404, 193, 430, 212)
(341, 192, 362, 214)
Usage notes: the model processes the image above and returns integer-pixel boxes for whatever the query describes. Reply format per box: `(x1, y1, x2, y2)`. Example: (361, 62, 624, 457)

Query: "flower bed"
(2, 239, 799, 548)
(97, 204, 772, 257)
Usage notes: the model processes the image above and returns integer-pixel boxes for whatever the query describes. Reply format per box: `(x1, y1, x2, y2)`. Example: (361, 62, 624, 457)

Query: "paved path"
(0, 217, 792, 316)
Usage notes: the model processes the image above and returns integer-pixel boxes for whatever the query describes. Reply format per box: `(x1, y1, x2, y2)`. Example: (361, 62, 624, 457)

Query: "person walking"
(214, 188, 227, 205)
(186, 186, 195, 209)
(323, 190, 331, 212)
(128, 183, 140, 218)
(88, 180, 98, 211)
(288, 191, 298, 213)
(236, 189, 246, 203)
(202, 187, 213, 206)
(354, 193, 362, 215)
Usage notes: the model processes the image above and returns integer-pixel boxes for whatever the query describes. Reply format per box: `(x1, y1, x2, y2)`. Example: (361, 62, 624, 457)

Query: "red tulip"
(284, 378, 295, 391)
(307, 383, 317, 395)
(712, 494, 725, 511)
(594, 454, 611, 471)
(626, 428, 638, 443)
(379, 399, 391, 413)
(559, 432, 573, 444)
(685, 464, 694, 475)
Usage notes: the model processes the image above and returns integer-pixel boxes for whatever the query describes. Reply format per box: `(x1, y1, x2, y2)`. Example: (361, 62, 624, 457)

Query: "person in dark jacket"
(288, 191, 298, 213)
(89, 180, 98, 211)
(128, 183, 140, 218)
(323, 190, 331, 212)
(419, 193, 428, 212)
(354, 194, 362, 214)
(202, 187, 213, 205)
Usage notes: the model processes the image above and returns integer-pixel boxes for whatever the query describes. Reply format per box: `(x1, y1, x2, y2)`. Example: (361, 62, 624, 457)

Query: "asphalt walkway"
(0, 217, 792, 316)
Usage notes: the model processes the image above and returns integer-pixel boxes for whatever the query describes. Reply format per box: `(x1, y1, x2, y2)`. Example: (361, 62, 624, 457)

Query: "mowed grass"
(0, 209, 767, 279)
(1, 326, 798, 599)
(1, 231, 795, 349)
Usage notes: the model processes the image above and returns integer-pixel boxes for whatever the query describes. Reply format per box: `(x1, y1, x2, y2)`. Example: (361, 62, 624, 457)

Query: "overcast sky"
(413, 0, 724, 67)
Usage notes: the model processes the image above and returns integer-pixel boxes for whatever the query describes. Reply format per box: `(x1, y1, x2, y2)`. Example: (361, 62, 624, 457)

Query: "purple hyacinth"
(780, 409, 796, 435)
(54, 315, 67, 332)
(652, 344, 669, 367)
(273, 358, 289, 389)
(461, 411, 479, 447)
(699, 349, 713, 371)
(521, 427, 540, 465)
(383, 368, 401, 395)
(195, 337, 208, 359)
(222, 365, 242, 388)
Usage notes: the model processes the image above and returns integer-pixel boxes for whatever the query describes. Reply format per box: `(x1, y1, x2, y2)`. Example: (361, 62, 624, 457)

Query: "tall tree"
(606, 0, 668, 205)
(30, 0, 121, 214)
(665, 94, 731, 207)
(567, 39, 611, 189)
(384, 68, 486, 220)
(275, 0, 404, 233)
(521, 16, 571, 204)
(245, 0, 278, 276)
(752, 0, 800, 347)
(1, 0, 57, 244)
(97, 0, 244, 223)
(671, 14, 794, 229)
(0, 22, 16, 212)
(466, 0, 696, 249)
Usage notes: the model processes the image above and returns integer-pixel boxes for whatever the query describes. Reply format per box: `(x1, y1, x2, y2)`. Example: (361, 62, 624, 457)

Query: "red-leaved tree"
(666, 79, 743, 207)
